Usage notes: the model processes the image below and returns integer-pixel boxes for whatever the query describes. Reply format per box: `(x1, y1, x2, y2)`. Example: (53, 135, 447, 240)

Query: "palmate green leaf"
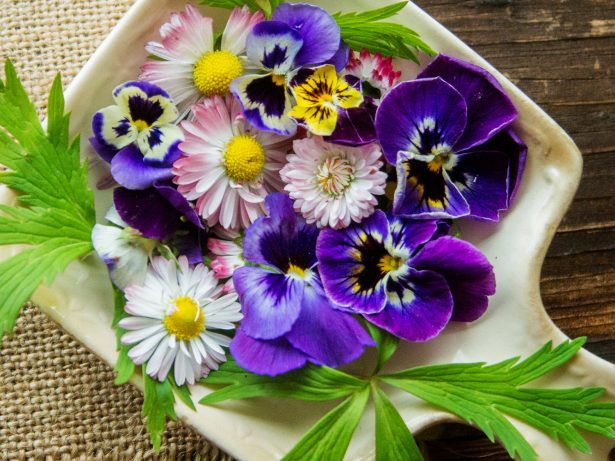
(142, 368, 177, 451)
(0, 60, 95, 340)
(366, 322, 399, 374)
(333, 2, 436, 63)
(200, 358, 367, 405)
(199, 0, 280, 17)
(281, 388, 369, 461)
(373, 386, 423, 461)
(380, 338, 615, 461)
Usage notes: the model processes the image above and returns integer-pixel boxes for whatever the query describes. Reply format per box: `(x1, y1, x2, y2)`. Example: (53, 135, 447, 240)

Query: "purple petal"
(411, 236, 495, 322)
(365, 268, 453, 342)
(325, 98, 378, 146)
(110, 144, 173, 190)
(449, 150, 510, 221)
(153, 180, 203, 229)
(232, 266, 303, 340)
(393, 153, 471, 219)
(285, 279, 373, 367)
(272, 3, 340, 67)
(89, 135, 118, 163)
(247, 21, 303, 73)
(230, 328, 309, 376)
(316, 211, 389, 313)
(419, 54, 517, 152)
(376, 78, 468, 164)
(388, 216, 439, 254)
(114, 187, 181, 240)
(325, 40, 350, 72)
(113, 80, 171, 100)
(168, 226, 205, 264)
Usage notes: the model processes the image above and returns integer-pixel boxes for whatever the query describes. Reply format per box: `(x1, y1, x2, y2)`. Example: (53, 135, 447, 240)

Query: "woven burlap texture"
(0, 2, 232, 460)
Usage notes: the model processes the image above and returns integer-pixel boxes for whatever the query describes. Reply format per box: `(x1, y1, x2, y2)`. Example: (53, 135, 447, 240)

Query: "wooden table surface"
(411, 1, 615, 458)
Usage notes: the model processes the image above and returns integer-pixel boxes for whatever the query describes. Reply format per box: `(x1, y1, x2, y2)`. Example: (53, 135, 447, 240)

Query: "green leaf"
(380, 339, 615, 461)
(281, 388, 369, 461)
(112, 288, 135, 385)
(170, 375, 196, 411)
(199, 0, 280, 17)
(200, 358, 367, 405)
(366, 322, 399, 374)
(373, 386, 424, 461)
(0, 60, 95, 340)
(142, 368, 177, 451)
(333, 2, 435, 62)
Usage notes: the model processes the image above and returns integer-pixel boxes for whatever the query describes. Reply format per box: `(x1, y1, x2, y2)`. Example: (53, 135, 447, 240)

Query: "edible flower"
(345, 49, 402, 93)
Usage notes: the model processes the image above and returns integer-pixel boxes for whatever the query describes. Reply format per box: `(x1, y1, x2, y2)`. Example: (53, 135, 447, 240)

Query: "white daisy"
(280, 137, 388, 229)
(172, 95, 291, 230)
(119, 256, 242, 385)
(140, 4, 263, 116)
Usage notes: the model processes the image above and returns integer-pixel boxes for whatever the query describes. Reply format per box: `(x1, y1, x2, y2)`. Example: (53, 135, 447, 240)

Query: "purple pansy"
(375, 54, 526, 221)
(230, 193, 373, 376)
(316, 210, 495, 341)
(231, 3, 345, 135)
(90, 81, 184, 190)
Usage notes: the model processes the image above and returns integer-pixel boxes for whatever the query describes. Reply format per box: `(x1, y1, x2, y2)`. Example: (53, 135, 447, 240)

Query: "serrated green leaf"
(373, 386, 424, 461)
(142, 368, 177, 451)
(366, 322, 399, 374)
(0, 60, 95, 340)
(170, 375, 196, 411)
(200, 358, 367, 405)
(281, 387, 369, 461)
(380, 339, 615, 461)
(199, 0, 279, 17)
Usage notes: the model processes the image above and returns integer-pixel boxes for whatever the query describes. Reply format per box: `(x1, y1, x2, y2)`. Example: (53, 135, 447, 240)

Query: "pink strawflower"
(208, 228, 244, 294)
(345, 49, 402, 92)
(140, 4, 263, 115)
(280, 137, 387, 229)
(173, 95, 291, 230)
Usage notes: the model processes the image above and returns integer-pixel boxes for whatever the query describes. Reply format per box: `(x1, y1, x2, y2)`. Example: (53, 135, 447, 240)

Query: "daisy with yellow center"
(140, 5, 263, 116)
(119, 256, 242, 385)
(173, 95, 292, 230)
(289, 65, 364, 136)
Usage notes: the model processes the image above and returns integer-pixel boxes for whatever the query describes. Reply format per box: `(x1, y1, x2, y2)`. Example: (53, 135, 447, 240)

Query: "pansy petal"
(286, 281, 373, 367)
(231, 74, 297, 135)
(153, 180, 203, 229)
(411, 236, 495, 322)
(393, 152, 470, 219)
(272, 3, 340, 67)
(232, 266, 303, 340)
(114, 187, 182, 240)
(230, 328, 309, 376)
(316, 211, 390, 313)
(138, 124, 183, 165)
(326, 40, 350, 72)
(110, 145, 173, 190)
(289, 104, 338, 136)
(113, 81, 171, 108)
(92, 106, 136, 150)
(388, 216, 439, 254)
(375, 78, 468, 164)
(89, 135, 118, 163)
(448, 150, 510, 221)
(246, 21, 303, 74)
(365, 268, 453, 342)
(419, 54, 517, 151)
(325, 99, 378, 146)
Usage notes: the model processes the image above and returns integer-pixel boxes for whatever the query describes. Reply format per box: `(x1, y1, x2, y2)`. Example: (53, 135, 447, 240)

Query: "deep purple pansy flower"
(375, 54, 527, 221)
(230, 193, 373, 376)
(231, 3, 346, 135)
(90, 81, 183, 190)
(316, 210, 495, 341)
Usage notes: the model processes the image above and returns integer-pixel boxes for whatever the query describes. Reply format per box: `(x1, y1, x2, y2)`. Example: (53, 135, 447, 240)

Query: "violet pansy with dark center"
(230, 193, 373, 376)
(316, 210, 495, 341)
(376, 54, 526, 221)
(90, 81, 183, 190)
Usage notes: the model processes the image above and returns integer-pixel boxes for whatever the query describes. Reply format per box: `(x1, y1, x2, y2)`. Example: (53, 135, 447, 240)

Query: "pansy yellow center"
(193, 50, 243, 97)
(317, 156, 355, 197)
(287, 263, 305, 278)
(378, 254, 404, 274)
(133, 119, 149, 132)
(224, 134, 266, 183)
(271, 74, 286, 86)
(163, 296, 204, 341)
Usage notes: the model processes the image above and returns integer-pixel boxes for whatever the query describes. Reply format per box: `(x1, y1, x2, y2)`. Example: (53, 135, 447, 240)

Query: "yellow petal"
(334, 79, 364, 109)
(289, 104, 338, 136)
(292, 65, 339, 107)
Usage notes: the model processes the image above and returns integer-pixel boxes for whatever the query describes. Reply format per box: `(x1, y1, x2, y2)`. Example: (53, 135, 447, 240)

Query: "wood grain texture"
(413, 1, 615, 458)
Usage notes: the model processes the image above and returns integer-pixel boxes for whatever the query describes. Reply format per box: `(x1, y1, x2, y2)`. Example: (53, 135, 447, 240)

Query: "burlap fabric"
(0, 2, 231, 459)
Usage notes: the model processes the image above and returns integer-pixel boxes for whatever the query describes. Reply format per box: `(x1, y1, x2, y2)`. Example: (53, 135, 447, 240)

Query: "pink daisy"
(345, 49, 402, 92)
(208, 228, 244, 294)
(280, 137, 388, 229)
(140, 4, 263, 116)
(173, 95, 292, 230)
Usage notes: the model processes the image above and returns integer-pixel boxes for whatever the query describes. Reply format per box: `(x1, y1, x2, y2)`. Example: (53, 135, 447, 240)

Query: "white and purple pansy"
(230, 3, 346, 135)
(316, 210, 495, 341)
(90, 81, 184, 190)
(375, 54, 527, 221)
(229, 193, 373, 376)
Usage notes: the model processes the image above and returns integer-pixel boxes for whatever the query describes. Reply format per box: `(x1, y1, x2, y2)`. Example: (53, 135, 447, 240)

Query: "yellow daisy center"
(223, 134, 266, 183)
(378, 254, 404, 274)
(193, 50, 243, 97)
(163, 296, 205, 341)
(133, 119, 149, 132)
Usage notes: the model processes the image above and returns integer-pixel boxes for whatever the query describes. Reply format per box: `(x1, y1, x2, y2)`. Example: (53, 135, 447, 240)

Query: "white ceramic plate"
(1, 1, 614, 459)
